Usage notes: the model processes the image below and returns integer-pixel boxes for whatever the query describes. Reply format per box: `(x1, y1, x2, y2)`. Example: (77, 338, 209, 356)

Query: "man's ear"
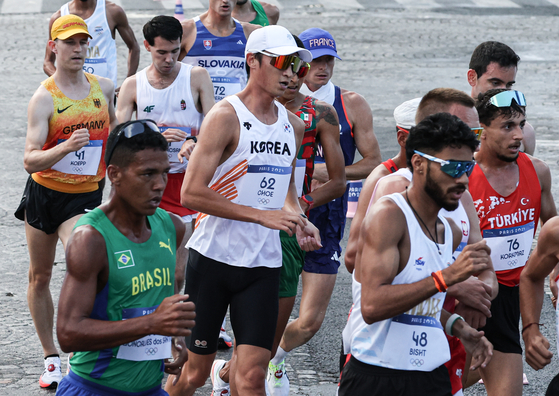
(467, 69, 478, 89)
(107, 164, 122, 186)
(411, 153, 425, 175)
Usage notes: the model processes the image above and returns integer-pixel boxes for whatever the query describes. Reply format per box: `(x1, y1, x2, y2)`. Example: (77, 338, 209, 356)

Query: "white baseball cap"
(394, 97, 422, 130)
(245, 25, 313, 63)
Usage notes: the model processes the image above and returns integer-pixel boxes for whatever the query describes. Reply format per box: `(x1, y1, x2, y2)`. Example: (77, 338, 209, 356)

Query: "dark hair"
(469, 41, 520, 79)
(293, 35, 305, 49)
(406, 113, 479, 170)
(143, 15, 183, 46)
(106, 122, 169, 168)
(475, 88, 526, 127)
(416, 88, 475, 124)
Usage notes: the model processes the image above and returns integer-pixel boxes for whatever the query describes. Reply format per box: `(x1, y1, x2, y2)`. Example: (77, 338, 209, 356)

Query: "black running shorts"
(15, 176, 101, 235)
(185, 249, 281, 355)
(338, 356, 452, 396)
(480, 283, 522, 354)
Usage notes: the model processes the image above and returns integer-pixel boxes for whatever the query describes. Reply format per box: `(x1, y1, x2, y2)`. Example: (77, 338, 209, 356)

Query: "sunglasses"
(105, 119, 161, 166)
(471, 127, 483, 140)
(414, 150, 475, 178)
(488, 90, 526, 107)
(261, 51, 309, 78)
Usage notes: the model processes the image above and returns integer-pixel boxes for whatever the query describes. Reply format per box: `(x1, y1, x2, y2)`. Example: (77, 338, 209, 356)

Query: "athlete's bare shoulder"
(95, 75, 116, 99)
(29, 84, 54, 117)
(179, 18, 198, 58)
(190, 65, 211, 79)
(241, 21, 261, 38)
(314, 99, 339, 127)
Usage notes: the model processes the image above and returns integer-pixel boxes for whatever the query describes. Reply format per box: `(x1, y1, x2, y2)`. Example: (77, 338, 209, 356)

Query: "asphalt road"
(2, 2, 559, 395)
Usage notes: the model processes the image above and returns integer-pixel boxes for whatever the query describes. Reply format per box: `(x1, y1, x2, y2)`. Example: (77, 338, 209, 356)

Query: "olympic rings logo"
(508, 259, 518, 267)
(145, 347, 159, 355)
(72, 167, 84, 174)
(258, 198, 270, 205)
(410, 359, 424, 367)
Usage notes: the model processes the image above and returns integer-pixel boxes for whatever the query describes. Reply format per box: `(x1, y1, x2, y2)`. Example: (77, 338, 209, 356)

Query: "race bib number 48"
(382, 314, 450, 371)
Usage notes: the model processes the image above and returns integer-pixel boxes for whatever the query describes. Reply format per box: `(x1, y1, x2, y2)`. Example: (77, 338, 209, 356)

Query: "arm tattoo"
(315, 103, 339, 127)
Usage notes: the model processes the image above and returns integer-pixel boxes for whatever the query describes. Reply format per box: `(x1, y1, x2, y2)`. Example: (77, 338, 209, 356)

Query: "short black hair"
(475, 88, 526, 127)
(469, 41, 520, 78)
(106, 122, 168, 168)
(143, 15, 183, 46)
(406, 113, 479, 170)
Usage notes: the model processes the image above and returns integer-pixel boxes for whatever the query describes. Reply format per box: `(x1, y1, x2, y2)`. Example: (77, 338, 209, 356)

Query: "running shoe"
(267, 359, 289, 396)
(211, 359, 230, 396)
(218, 327, 233, 349)
(39, 356, 62, 389)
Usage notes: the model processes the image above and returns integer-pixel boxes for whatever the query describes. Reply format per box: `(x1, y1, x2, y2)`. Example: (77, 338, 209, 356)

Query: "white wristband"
(445, 313, 464, 336)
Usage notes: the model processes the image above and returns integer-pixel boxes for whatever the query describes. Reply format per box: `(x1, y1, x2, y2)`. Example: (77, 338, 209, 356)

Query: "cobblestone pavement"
(1, 4, 559, 395)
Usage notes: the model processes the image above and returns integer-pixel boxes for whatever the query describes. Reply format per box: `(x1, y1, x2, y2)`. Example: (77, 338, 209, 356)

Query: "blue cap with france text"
(299, 28, 341, 60)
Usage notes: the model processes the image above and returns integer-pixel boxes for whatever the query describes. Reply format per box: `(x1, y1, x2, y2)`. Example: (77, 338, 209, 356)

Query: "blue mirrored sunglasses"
(414, 150, 475, 178)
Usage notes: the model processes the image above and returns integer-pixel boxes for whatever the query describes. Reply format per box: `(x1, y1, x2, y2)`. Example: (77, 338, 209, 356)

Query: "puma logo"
(159, 239, 173, 255)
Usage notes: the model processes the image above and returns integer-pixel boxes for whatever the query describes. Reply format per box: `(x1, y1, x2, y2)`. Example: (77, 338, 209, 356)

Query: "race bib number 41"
(237, 164, 292, 209)
(116, 306, 172, 362)
(51, 139, 103, 175)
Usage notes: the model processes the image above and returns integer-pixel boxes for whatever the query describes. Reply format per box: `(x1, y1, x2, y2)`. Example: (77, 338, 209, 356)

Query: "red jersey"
(469, 152, 541, 286)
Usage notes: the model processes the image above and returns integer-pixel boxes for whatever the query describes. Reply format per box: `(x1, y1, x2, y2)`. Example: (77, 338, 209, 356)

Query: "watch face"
(305, 195, 313, 202)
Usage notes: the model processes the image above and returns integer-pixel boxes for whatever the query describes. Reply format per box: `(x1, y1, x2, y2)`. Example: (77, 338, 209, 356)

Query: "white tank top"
(136, 63, 203, 174)
(346, 193, 453, 371)
(61, 0, 118, 87)
(371, 167, 470, 257)
(187, 95, 296, 268)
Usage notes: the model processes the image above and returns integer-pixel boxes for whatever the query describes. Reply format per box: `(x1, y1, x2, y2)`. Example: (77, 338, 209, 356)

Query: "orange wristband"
(431, 271, 447, 292)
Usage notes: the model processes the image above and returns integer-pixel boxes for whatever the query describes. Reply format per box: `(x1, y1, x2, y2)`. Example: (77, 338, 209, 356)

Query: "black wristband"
(185, 136, 197, 143)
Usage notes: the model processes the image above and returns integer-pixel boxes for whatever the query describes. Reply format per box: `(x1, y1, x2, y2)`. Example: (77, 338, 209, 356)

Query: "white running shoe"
(267, 359, 289, 396)
(39, 356, 62, 389)
(218, 327, 233, 349)
(211, 359, 231, 396)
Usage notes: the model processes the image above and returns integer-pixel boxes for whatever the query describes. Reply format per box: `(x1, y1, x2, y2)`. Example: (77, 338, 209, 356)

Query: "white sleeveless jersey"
(187, 95, 296, 268)
(61, 1, 118, 87)
(346, 193, 453, 371)
(136, 63, 203, 174)
(371, 167, 470, 257)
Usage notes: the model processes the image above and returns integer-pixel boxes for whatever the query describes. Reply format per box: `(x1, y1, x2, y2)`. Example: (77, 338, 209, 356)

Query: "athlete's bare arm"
(314, 90, 381, 183)
(178, 19, 198, 61)
(98, 76, 118, 131)
(449, 191, 499, 329)
(241, 21, 261, 39)
(358, 197, 491, 324)
(260, 2, 280, 24)
(532, 155, 557, 224)
(57, 224, 195, 352)
(106, 2, 140, 83)
(521, 121, 536, 156)
(345, 164, 391, 273)
(299, 101, 346, 212)
(520, 216, 559, 370)
(23, 87, 90, 174)
(43, 11, 62, 76)
(181, 101, 306, 235)
(115, 75, 137, 122)
(190, 66, 215, 116)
